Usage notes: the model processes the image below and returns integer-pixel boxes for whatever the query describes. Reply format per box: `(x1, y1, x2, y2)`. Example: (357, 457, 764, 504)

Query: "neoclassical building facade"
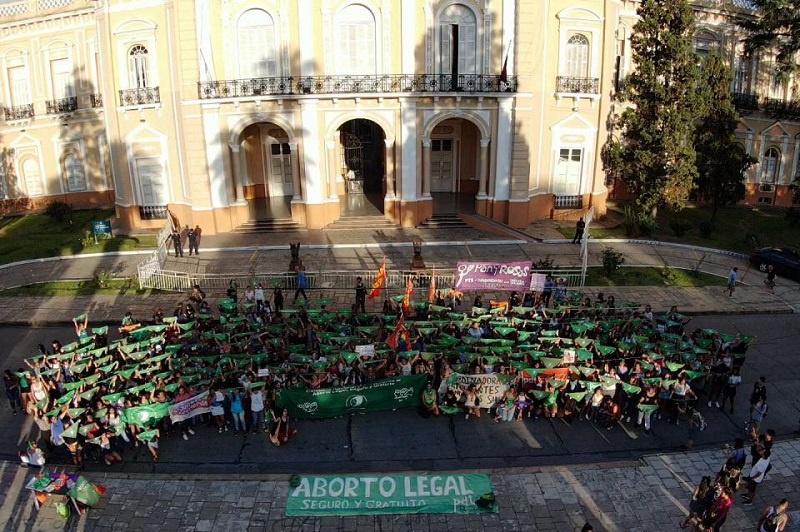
(0, 0, 794, 234)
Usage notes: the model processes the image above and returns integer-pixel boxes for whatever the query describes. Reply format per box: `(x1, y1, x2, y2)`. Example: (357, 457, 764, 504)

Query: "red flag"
(428, 269, 437, 304)
(368, 260, 387, 300)
(387, 316, 408, 351)
(499, 54, 508, 84)
(402, 278, 414, 311)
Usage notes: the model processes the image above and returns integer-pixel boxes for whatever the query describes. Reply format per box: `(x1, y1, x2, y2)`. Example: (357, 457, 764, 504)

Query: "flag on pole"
(499, 39, 511, 86)
(402, 278, 414, 312)
(428, 268, 437, 303)
(387, 316, 410, 351)
(368, 259, 387, 300)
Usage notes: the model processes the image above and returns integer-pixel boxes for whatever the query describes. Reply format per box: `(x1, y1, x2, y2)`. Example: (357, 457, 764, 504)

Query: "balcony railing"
(90, 93, 103, 108)
(731, 92, 759, 111)
(119, 87, 161, 106)
(764, 97, 800, 119)
(45, 96, 77, 115)
(553, 195, 583, 210)
(197, 74, 517, 100)
(556, 76, 600, 94)
(139, 205, 169, 220)
(3, 104, 34, 121)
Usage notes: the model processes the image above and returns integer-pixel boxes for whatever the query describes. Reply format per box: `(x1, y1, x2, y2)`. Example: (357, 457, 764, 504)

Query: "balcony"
(197, 74, 517, 100)
(45, 96, 77, 115)
(119, 87, 160, 107)
(553, 195, 583, 210)
(139, 205, 169, 220)
(731, 92, 759, 112)
(3, 104, 34, 121)
(90, 93, 103, 108)
(556, 76, 600, 95)
(764, 98, 800, 120)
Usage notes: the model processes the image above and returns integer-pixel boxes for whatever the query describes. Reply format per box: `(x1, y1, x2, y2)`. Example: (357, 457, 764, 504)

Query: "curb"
(541, 238, 751, 259)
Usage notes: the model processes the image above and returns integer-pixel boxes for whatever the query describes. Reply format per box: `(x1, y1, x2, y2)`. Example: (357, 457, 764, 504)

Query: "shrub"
(622, 205, 659, 237)
(600, 247, 626, 277)
(744, 232, 760, 250)
(637, 215, 659, 237)
(623, 205, 638, 236)
(669, 220, 693, 237)
(45, 201, 72, 224)
(534, 255, 555, 269)
(698, 221, 715, 238)
(81, 230, 94, 248)
(93, 269, 112, 289)
(785, 208, 800, 226)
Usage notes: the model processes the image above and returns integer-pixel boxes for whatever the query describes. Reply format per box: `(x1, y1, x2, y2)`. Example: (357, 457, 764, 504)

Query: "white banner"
(355, 344, 376, 358)
(447, 374, 511, 409)
(169, 391, 210, 423)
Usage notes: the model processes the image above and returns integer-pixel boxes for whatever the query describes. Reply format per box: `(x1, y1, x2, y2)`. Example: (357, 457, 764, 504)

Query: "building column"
(478, 138, 490, 199)
(421, 138, 432, 198)
(229, 143, 244, 203)
(325, 140, 338, 199)
(384, 138, 396, 199)
(289, 141, 302, 202)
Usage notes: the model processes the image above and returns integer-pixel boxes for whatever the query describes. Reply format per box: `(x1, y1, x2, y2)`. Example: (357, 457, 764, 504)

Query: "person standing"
(249, 387, 265, 435)
(727, 267, 739, 297)
(293, 266, 308, 304)
(572, 217, 585, 244)
(355, 276, 367, 313)
(542, 275, 554, 307)
(254, 283, 266, 312)
(765, 265, 777, 294)
(741, 449, 771, 505)
(3, 370, 22, 415)
(273, 286, 284, 312)
(187, 226, 199, 256)
(750, 376, 767, 419)
(170, 230, 183, 257)
(720, 366, 742, 414)
(757, 498, 790, 532)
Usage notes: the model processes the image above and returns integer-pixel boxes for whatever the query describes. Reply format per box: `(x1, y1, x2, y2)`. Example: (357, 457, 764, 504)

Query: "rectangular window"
(8, 65, 30, 106)
(50, 58, 74, 99)
(554, 148, 583, 196)
(136, 157, 167, 205)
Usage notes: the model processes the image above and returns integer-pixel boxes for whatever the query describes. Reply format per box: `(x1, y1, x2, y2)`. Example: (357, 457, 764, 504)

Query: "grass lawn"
(582, 266, 726, 287)
(0, 278, 164, 297)
(557, 204, 800, 254)
(0, 209, 158, 264)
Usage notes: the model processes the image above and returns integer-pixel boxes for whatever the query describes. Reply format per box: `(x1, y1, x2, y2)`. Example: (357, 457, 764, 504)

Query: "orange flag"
(368, 260, 387, 300)
(402, 278, 414, 310)
(387, 316, 408, 351)
(428, 268, 437, 303)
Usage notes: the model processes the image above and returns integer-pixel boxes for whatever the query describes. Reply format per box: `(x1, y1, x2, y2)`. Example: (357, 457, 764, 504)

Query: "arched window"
(438, 3, 477, 76)
(237, 9, 277, 79)
(64, 153, 86, 192)
(761, 148, 779, 183)
(565, 34, 589, 78)
(693, 32, 719, 60)
(336, 4, 376, 76)
(128, 45, 149, 89)
(21, 158, 43, 196)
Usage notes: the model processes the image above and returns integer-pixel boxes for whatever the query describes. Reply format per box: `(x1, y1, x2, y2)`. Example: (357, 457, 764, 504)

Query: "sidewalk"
(2, 439, 799, 532)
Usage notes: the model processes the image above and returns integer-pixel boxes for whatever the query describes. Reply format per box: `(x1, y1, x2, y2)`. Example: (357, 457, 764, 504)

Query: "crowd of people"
(2, 280, 762, 472)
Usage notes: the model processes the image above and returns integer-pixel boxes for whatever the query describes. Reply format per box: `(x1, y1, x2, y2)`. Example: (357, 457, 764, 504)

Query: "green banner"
(286, 473, 496, 516)
(277, 375, 427, 419)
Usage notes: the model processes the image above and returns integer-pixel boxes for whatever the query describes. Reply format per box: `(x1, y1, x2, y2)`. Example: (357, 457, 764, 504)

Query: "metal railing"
(139, 205, 169, 220)
(90, 93, 103, 108)
(138, 267, 585, 293)
(119, 87, 161, 106)
(553, 195, 583, 209)
(0, 0, 90, 18)
(136, 218, 176, 289)
(45, 96, 77, 115)
(764, 97, 800, 119)
(731, 92, 759, 111)
(556, 76, 600, 94)
(3, 104, 34, 120)
(197, 73, 517, 100)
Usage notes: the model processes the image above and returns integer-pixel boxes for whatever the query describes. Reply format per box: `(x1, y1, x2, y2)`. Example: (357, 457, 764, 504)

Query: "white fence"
(135, 219, 175, 288)
(137, 266, 585, 294)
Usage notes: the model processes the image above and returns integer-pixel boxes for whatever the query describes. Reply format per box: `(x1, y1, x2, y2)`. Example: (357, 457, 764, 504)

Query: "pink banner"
(455, 261, 532, 291)
(169, 391, 210, 423)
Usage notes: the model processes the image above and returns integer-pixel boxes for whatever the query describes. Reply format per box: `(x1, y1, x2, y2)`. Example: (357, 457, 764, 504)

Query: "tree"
(739, 0, 800, 80)
(602, 0, 700, 216)
(693, 54, 757, 223)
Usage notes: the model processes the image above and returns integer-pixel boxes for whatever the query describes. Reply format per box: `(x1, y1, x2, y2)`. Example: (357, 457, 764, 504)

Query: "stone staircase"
(326, 215, 397, 230)
(417, 213, 470, 229)
(233, 217, 305, 233)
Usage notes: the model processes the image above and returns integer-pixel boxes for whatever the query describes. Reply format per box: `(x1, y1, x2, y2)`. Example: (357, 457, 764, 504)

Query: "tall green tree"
(602, 0, 700, 216)
(739, 0, 800, 80)
(694, 54, 757, 223)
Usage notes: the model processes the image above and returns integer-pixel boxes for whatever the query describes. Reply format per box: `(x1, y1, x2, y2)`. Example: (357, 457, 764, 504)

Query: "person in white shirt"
(249, 388, 265, 434)
(254, 284, 266, 313)
(741, 449, 771, 504)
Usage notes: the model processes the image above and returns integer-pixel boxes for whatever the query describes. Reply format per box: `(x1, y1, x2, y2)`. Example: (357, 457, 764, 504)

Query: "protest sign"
(355, 344, 376, 358)
(447, 374, 514, 409)
(169, 391, 210, 423)
(454, 261, 532, 291)
(529, 272, 547, 291)
(278, 375, 427, 419)
(287, 473, 496, 516)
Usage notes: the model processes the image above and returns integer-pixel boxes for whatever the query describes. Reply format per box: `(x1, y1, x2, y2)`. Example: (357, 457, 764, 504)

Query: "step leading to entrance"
(417, 213, 470, 229)
(233, 218, 306, 234)
(326, 215, 397, 230)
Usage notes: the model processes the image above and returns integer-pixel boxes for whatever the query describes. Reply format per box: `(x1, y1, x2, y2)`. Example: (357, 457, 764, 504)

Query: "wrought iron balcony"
(139, 205, 169, 220)
(763, 97, 800, 119)
(556, 76, 600, 94)
(731, 92, 759, 111)
(197, 73, 517, 99)
(553, 195, 583, 210)
(90, 93, 103, 108)
(3, 103, 34, 120)
(119, 87, 160, 106)
(45, 96, 77, 115)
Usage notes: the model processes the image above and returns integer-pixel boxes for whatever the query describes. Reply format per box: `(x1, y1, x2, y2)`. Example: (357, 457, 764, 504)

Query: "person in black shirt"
(355, 277, 366, 313)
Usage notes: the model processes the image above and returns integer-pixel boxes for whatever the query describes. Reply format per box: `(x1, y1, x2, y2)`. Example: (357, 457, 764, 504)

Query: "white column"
(781, 134, 790, 184)
(299, 99, 324, 203)
(228, 143, 244, 203)
(493, 97, 514, 201)
(401, 1, 415, 73)
(202, 104, 228, 207)
(289, 141, 302, 202)
(384, 138, 396, 200)
(400, 100, 418, 201)
(421, 138, 432, 198)
(298, 0, 315, 76)
(478, 139, 490, 199)
(325, 140, 338, 199)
